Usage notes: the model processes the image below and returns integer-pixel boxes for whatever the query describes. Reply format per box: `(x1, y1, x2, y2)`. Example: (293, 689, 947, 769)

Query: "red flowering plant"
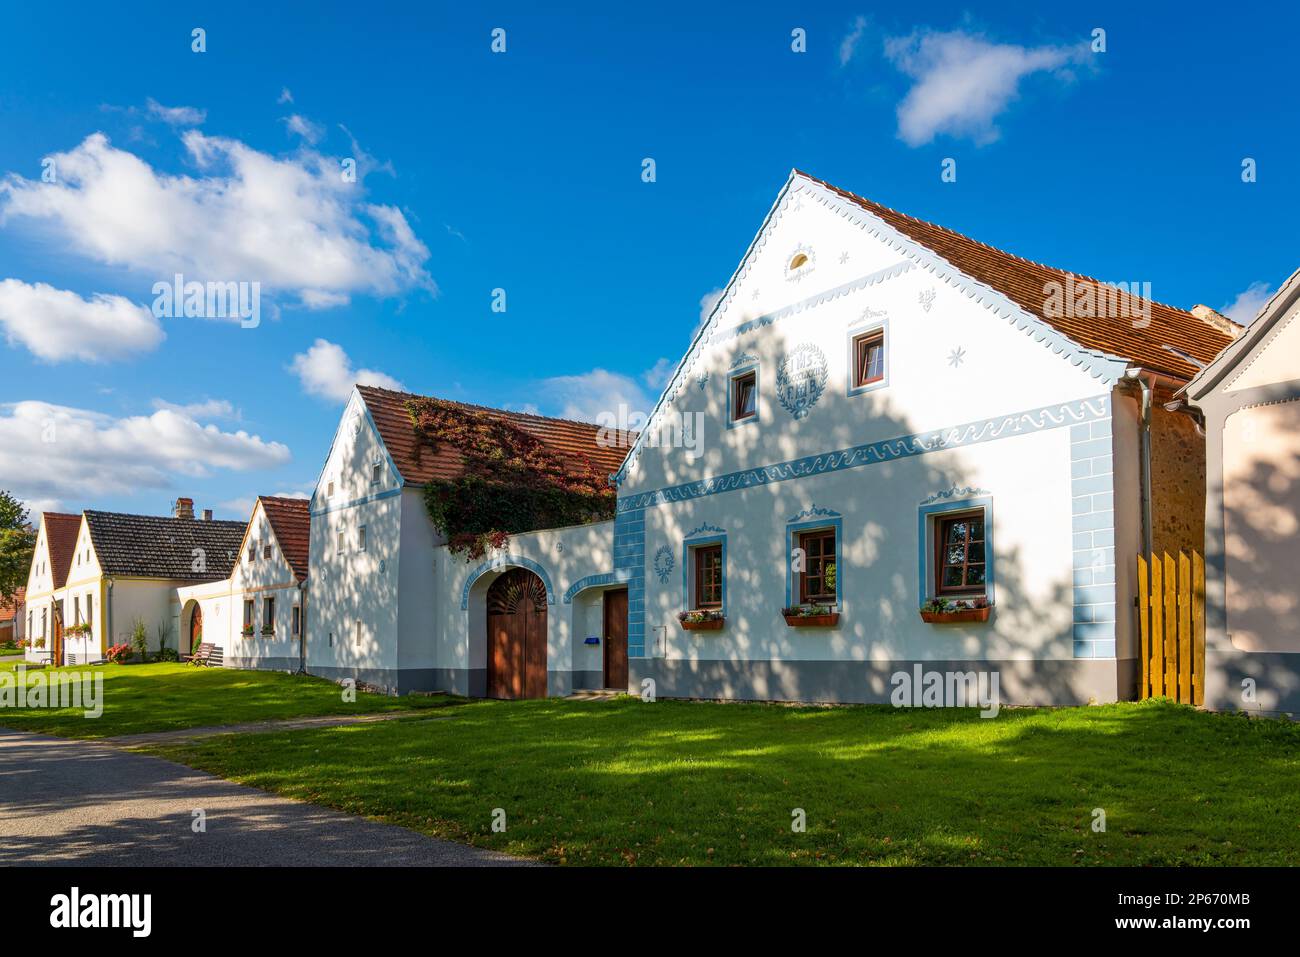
(106, 643, 132, 664)
(406, 397, 616, 560)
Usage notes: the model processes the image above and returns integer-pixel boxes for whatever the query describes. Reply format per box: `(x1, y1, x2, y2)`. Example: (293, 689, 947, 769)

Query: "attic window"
(786, 246, 814, 280)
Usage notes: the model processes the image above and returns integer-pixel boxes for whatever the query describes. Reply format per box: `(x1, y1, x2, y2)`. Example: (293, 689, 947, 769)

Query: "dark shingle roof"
(259, 496, 310, 583)
(42, 513, 83, 588)
(85, 510, 246, 581)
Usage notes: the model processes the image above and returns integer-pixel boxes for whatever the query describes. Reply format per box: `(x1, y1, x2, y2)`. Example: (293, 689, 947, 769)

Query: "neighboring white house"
(1182, 266, 1300, 713)
(22, 512, 82, 664)
(24, 500, 245, 664)
(176, 496, 310, 668)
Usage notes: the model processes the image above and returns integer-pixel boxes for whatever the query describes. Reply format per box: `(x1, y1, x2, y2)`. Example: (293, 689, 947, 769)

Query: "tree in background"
(0, 491, 36, 605)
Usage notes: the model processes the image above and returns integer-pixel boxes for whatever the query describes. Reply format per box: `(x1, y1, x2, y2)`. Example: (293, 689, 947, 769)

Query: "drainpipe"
(1121, 370, 1155, 559)
(296, 578, 308, 675)
(106, 578, 115, 653)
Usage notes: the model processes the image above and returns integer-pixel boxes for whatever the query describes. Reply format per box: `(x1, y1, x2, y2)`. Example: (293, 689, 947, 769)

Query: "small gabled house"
(1182, 267, 1300, 713)
(1, 587, 25, 646)
(23, 512, 82, 663)
(306, 385, 631, 695)
(175, 495, 310, 668)
(49, 500, 246, 663)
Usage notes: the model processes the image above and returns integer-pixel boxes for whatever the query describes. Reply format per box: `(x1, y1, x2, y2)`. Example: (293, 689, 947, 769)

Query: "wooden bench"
(182, 642, 224, 667)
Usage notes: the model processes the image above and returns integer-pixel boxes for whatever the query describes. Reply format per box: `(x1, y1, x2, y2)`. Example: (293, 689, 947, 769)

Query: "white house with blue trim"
(295, 171, 1233, 706)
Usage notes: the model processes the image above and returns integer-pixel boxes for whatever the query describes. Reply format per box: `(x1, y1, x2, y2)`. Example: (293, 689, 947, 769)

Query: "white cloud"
(290, 338, 404, 402)
(1221, 281, 1274, 325)
(0, 131, 434, 309)
(839, 15, 868, 66)
(277, 88, 294, 105)
(150, 398, 239, 420)
(642, 357, 674, 391)
(0, 278, 163, 362)
(0, 400, 291, 506)
(282, 113, 324, 144)
(698, 287, 724, 332)
(145, 98, 206, 127)
(537, 368, 653, 424)
(884, 30, 1089, 146)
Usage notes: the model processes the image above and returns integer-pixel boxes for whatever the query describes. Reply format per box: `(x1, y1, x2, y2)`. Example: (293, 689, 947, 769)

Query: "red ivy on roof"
(406, 397, 615, 559)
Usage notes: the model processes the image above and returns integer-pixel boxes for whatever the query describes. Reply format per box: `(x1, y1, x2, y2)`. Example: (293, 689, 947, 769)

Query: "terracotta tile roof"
(85, 510, 246, 581)
(357, 385, 634, 486)
(42, 512, 82, 588)
(259, 496, 310, 583)
(0, 587, 24, 621)
(797, 171, 1237, 381)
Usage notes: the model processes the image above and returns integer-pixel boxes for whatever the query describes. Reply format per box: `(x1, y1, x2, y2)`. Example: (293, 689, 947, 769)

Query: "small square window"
(372, 462, 383, 484)
(327, 480, 335, 497)
(798, 529, 837, 604)
(263, 543, 272, 560)
(337, 530, 345, 553)
(935, 513, 986, 596)
(692, 544, 723, 609)
(358, 526, 367, 552)
(247, 544, 256, 563)
(731, 371, 757, 422)
(853, 330, 886, 388)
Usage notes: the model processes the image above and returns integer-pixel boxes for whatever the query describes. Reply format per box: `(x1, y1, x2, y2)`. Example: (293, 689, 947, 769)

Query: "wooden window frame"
(730, 370, 758, 423)
(291, 605, 302, 638)
(692, 543, 723, 610)
(262, 596, 275, 635)
(797, 528, 837, 604)
(934, 511, 987, 597)
(853, 330, 886, 388)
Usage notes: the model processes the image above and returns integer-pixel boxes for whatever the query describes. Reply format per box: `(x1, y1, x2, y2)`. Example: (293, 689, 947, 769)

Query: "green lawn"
(0, 662, 450, 738)
(148, 695, 1300, 866)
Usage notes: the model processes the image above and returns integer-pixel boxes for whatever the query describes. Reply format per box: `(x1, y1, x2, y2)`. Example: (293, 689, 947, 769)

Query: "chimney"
(174, 497, 195, 520)
(1190, 304, 1242, 338)
(201, 509, 213, 522)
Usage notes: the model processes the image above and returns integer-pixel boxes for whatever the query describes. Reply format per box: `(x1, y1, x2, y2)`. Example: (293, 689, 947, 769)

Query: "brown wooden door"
(189, 604, 203, 654)
(51, 609, 63, 667)
(603, 588, 628, 690)
(486, 568, 548, 699)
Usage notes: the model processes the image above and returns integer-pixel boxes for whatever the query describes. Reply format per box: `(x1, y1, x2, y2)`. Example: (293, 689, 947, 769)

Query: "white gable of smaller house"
(68, 516, 100, 583)
(1224, 295, 1300, 393)
(26, 522, 53, 595)
(313, 390, 399, 506)
(233, 501, 297, 591)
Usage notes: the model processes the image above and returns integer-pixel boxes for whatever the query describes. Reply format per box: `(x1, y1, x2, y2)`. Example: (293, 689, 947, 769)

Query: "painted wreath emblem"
(653, 545, 675, 584)
(776, 343, 828, 420)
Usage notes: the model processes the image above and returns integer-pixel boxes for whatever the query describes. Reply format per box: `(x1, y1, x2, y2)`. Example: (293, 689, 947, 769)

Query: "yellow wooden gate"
(1135, 551, 1205, 704)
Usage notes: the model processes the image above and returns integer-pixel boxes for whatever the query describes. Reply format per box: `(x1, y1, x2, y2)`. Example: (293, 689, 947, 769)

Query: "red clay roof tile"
(259, 496, 310, 583)
(797, 171, 1236, 381)
(42, 513, 82, 588)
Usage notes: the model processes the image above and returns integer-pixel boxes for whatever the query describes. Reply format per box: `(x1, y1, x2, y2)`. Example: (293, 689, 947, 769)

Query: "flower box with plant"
(106, 643, 132, 664)
(240, 625, 255, 638)
(781, 604, 839, 627)
(677, 609, 725, 631)
(260, 625, 275, 637)
(919, 596, 991, 623)
(64, 622, 92, 637)
(34, 637, 46, 649)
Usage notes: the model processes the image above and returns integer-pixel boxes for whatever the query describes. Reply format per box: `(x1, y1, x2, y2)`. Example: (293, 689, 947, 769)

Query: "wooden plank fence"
(1135, 550, 1205, 704)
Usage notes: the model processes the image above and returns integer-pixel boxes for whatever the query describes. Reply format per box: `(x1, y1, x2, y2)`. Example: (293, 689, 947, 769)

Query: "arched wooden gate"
(486, 568, 548, 699)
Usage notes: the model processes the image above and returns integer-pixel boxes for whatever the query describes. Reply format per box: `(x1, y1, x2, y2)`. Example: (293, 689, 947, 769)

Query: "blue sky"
(1, 1, 1295, 520)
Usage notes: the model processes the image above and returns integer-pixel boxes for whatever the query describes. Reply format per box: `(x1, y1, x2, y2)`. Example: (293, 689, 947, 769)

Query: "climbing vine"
(406, 397, 615, 559)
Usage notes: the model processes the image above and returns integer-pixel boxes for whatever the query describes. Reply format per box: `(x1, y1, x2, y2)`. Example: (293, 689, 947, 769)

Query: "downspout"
(106, 578, 115, 654)
(1121, 369, 1155, 559)
(297, 577, 308, 675)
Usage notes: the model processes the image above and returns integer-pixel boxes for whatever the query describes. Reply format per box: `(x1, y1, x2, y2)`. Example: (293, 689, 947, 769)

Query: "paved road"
(0, 728, 533, 866)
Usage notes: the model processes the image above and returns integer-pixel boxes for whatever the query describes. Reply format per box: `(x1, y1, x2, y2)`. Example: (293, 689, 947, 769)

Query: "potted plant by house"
(781, 604, 839, 627)
(240, 624, 255, 638)
(260, 624, 275, 637)
(678, 609, 725, 631)
(919, 596, 992, 623)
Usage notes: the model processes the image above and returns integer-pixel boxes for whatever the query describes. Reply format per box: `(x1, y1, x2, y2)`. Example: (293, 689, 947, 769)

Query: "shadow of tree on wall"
(630, 319, 1099, 706)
